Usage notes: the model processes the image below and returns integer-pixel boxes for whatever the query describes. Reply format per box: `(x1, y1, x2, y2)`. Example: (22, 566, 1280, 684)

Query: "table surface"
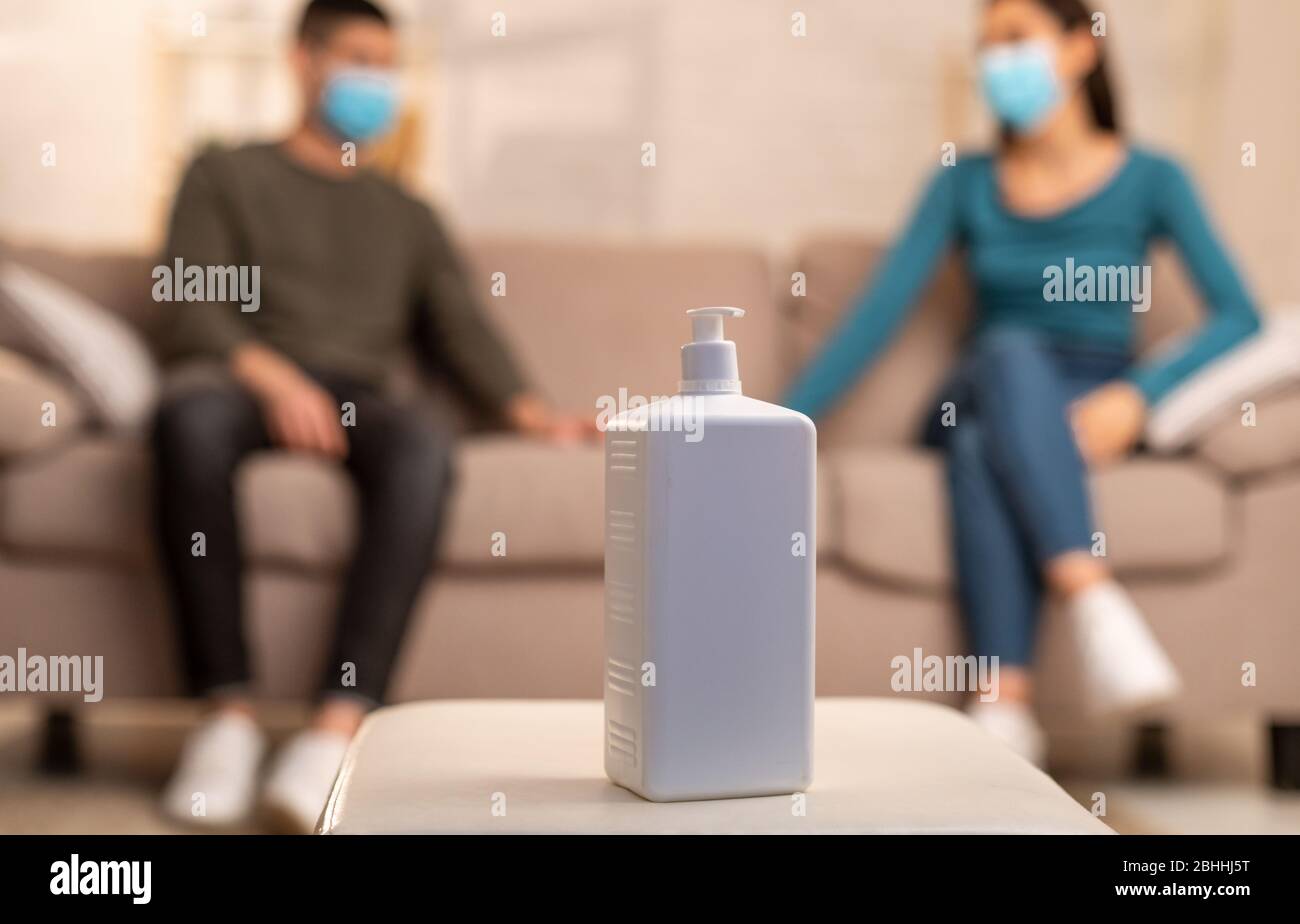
(319, 697, 1111, 834)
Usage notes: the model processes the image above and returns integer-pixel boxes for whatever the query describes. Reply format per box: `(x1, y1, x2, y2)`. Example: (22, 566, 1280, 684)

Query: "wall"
(1, 0, 1296, 303)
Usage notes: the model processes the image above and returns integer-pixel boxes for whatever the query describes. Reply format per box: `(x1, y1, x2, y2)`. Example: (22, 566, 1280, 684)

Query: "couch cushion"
(240, 436, 606, 569)
(1090, 459, 1231, 573)
(832, 447, 949, 589)
(0, 347, 87, 459)
(465, 238, 782, 409)
(0, 436, 607, 571)
(1196, 387, 1300, 478)
(0, 439, 155, 565)
(832, 447, 1230, 590)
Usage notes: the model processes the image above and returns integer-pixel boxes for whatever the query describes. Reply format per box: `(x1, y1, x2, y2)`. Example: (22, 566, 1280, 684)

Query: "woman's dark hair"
(994, 0, 1120, 134)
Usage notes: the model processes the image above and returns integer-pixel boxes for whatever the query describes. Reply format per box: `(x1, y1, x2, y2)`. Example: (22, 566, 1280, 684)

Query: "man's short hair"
(297, 0, 390, 45)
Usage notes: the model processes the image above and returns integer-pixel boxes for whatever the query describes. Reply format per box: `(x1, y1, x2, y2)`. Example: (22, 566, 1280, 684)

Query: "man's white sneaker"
(161, 711, 266, 828)
(1070, 580, 1181, 714)
(259, 729, 351, 834)
(967, 700, 1048, 767)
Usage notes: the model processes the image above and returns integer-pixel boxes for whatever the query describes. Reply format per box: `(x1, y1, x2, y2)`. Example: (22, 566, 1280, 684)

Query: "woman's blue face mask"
(978, 38, 1062, 133)
(319, 67, 399, 143)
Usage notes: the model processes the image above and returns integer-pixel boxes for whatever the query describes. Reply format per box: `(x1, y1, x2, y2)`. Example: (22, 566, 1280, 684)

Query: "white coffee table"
(319, 697, 1111, 834)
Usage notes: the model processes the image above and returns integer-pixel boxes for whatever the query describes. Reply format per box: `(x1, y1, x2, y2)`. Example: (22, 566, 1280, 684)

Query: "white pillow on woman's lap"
(1145, 308, 1300, 452)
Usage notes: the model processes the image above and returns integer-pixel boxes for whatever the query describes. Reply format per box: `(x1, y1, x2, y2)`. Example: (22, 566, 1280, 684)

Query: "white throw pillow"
(1145, 307, 1300, 452)
(0, 261, 160, 430)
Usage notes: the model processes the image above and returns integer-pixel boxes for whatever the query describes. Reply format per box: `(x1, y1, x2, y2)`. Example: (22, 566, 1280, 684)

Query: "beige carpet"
(0, 700, 305, 835)
(0, 776, 258, 835)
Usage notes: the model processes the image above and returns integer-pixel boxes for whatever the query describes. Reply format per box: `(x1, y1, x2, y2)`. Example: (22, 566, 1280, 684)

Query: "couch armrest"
(0, 347, 87, 462)
(1195, 384, 1300, 478)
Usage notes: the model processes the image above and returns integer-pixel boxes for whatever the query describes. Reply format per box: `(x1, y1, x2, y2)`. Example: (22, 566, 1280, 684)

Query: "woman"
(783, 0, 1259, 764)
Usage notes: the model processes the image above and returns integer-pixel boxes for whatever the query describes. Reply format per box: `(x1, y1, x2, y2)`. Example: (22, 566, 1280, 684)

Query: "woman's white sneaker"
(259, 729, 351, 834)
(161, 711, 266, 828)
(1070, 580, 1181, 714)
(966, 700, 1048, 767)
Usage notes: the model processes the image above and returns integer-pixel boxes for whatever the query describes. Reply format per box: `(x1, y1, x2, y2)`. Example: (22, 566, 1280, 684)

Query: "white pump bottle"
(604, 307, 816, 801)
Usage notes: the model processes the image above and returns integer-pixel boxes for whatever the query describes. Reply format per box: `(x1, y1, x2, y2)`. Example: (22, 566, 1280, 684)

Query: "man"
(155, 0, 588, 832)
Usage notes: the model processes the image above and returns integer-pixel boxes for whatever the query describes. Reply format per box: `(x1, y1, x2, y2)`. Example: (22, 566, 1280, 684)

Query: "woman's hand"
(505, 392, 599, 445)
(1069, 381, 1146, 467)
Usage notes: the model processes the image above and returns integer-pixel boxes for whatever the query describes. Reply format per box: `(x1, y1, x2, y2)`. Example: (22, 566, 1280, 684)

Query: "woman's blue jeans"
(920, 328, 1132, 667)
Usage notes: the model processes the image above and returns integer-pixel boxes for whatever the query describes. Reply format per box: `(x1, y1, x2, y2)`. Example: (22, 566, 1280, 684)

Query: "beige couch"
(2, 237, 1298, 776)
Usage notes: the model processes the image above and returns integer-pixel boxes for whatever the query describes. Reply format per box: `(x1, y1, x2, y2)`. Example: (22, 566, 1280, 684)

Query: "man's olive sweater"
(163, 142, 525, 412)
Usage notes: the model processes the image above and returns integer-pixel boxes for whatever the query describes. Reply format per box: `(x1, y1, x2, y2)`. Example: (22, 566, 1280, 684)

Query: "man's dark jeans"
(152, 370, 453, 706)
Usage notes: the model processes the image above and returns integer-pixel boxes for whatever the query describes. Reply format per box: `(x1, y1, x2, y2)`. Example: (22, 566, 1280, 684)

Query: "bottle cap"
(680, 307, 744, 395)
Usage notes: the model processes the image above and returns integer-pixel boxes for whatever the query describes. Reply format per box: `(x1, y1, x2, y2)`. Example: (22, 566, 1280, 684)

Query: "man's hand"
(505, 392, 599, 445)
(231, 342, 347, 458)
(1070, 380, 1146, 467)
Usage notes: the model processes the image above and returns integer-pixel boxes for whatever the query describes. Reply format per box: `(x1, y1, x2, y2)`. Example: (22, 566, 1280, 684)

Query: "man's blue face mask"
(319, 67, 399, 143)
(978, 39, 1062, 133)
